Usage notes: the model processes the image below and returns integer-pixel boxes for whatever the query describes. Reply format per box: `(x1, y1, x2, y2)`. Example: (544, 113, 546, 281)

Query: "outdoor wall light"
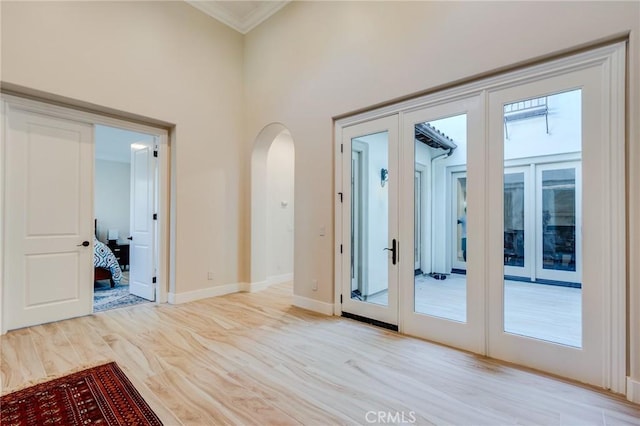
(380, 168, 389, 187)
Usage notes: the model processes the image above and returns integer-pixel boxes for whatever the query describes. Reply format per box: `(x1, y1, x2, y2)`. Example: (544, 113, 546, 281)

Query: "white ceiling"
(186, 1, 290, 34)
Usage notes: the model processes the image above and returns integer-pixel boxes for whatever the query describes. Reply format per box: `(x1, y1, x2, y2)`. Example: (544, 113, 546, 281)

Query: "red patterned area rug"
(1, 362, 163, 425)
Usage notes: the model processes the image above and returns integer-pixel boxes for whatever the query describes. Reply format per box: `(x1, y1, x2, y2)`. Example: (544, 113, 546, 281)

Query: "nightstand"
(107, 240, 130, 270)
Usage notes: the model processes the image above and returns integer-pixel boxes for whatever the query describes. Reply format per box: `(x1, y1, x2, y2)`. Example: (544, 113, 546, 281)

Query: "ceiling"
(186, 1, 290, 34)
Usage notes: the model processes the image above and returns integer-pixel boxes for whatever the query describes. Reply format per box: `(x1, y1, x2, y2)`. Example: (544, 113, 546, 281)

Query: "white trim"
(168, 283, 241, 304)
(334, 125, 343, 315)
(293, 295, 334, 316)
(245, 280, 269, 293)
(268, 273, 293, 285)
(0, 94, 173, 323)
(627, 377, 640, 404)
(605, 43, 627, 393)
(169, 275, 294, 301)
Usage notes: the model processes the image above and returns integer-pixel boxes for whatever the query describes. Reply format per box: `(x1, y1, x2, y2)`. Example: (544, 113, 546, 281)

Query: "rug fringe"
(1, 360, 116, 396)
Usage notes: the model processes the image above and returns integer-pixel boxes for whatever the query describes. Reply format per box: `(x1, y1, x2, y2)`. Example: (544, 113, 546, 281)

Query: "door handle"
(383, 239, 397, 265)
(127, 236, 133, 241)
(77, 241, 90, 247)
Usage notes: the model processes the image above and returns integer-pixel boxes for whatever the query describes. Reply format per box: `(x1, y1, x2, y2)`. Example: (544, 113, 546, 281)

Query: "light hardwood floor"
(2, 282, 639, 425)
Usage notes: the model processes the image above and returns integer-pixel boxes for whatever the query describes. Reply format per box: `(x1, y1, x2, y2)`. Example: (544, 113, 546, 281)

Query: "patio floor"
(365, 273, 582, 347)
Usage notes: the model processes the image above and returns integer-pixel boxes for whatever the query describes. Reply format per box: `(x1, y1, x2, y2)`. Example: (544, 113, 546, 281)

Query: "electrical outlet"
(312, 279, 318, 291)
(207, 272, 214, 280)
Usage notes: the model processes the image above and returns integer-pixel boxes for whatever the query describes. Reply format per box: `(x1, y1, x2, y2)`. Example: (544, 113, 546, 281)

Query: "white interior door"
(4, 107, 93, 331)
(340, 115, 399, 327)
(129, 139, 156, 301)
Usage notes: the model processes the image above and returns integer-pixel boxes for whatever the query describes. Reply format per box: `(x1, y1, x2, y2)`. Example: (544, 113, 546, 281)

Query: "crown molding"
(186, 1, 290, 34)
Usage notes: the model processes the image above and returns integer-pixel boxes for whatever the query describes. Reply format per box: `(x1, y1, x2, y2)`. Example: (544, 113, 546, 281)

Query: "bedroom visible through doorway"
(94, 125, 157, 311)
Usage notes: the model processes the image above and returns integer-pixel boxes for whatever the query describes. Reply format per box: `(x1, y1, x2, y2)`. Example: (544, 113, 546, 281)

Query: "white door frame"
(1, 94, 172, 333)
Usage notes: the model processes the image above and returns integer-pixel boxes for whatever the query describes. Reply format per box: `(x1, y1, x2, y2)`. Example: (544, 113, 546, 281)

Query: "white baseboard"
(292, 295, 334, 316)
(246, 280, 270, 293)
(244, 273, 293, 293)
(168, 282, 241, 304)
(268, 273, 293, 285)
(627, 376, 640, 404)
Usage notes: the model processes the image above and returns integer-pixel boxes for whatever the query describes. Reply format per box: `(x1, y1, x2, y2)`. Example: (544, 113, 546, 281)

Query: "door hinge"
(341, 144, 343, 153)
(152, 276, 157, 284)
(340, 294, 343, 304)
(153, 213, 158, 220)
(153, 150, 158, 158)
(340, 244, 343, 254)
(338, 192, 343, 203)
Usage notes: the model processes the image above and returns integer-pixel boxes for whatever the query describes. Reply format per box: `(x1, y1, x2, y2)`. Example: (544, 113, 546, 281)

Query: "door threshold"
(341, 311, 398, 331)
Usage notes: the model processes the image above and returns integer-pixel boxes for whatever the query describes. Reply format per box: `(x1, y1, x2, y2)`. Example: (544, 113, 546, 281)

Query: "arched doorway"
(251, 123, 295, 289)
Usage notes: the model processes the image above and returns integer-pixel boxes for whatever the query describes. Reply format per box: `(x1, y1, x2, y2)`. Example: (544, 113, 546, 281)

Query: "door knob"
(77, 241, 90, 247)
(127, 236, 133, 241)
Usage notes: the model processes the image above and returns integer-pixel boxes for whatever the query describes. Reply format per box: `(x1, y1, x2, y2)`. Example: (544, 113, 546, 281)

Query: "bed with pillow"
(94, 236, 123, 287)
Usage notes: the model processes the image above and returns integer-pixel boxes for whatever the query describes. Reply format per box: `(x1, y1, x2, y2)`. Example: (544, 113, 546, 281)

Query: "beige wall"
(95, 159, 130, 245)
(244, 0, 639, 304)
(1, 1, 245, 292)
(243, 0, 640, 395)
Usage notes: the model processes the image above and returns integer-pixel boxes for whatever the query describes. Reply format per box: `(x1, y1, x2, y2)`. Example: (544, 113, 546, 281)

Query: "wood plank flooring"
(2, 282, 639, 425)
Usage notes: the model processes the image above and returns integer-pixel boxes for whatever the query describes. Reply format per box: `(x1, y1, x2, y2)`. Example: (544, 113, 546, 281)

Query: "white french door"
(4, 106, 94, 330)
(340, 115, 399, 327)
(336, 44, 624, 390)
(487, 64, 616, 386)
(400, 95, 485, 353)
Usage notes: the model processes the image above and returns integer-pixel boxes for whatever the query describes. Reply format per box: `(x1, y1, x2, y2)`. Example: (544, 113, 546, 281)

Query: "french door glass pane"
(455, 176, 467, 264)
(542, 168, 576, 272)
(414, 114, 467, 322)
(504, 172, 525, 267)
(503, 89, 582, 347)
(351, 131, 389, 306)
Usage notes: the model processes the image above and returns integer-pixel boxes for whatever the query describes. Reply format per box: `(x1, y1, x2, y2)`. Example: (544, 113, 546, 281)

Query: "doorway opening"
(93, 125, 159, 312)
(251, 123, 295, 291)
